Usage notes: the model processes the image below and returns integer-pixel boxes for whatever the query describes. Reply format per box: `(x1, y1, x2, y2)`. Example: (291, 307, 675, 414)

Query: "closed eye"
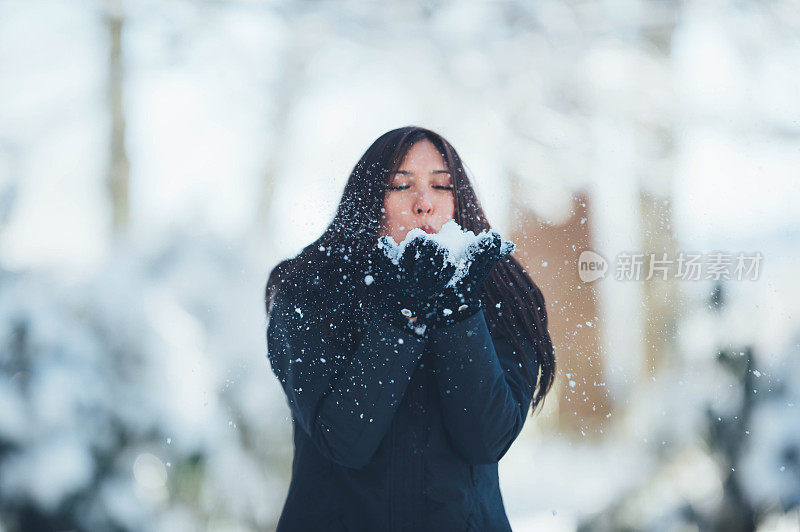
(387, 184, 452, 191)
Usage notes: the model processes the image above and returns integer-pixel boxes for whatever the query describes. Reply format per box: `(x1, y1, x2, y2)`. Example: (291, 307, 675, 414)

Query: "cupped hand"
(433, 231, 515, 326)
(370, 234, 456, 336)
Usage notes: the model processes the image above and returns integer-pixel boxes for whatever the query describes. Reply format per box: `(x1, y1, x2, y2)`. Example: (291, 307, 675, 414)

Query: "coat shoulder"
(269, 260, 353, 330)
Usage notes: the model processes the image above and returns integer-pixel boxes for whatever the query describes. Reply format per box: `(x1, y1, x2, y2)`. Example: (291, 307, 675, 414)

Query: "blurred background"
(1, 0, 799, 530)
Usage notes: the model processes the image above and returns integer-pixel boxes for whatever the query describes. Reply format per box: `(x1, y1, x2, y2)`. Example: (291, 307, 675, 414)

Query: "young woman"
(265, 126, 555, 531)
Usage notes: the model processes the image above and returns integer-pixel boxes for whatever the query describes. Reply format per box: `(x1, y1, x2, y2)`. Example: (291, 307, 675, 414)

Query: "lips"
(420, 225, 435, 234)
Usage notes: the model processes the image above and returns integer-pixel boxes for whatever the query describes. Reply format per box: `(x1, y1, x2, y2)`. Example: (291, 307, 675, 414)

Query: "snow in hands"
(376, 219, 516, 287)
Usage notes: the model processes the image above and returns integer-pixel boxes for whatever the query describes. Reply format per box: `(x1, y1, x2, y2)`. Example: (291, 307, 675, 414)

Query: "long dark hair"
(265, 126, 555, 416)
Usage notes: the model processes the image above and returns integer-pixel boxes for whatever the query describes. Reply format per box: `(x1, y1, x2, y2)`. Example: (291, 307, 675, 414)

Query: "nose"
(414, 190, 433, 214)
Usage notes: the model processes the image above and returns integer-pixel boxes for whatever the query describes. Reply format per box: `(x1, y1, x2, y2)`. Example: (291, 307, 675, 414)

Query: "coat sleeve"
(266, 285, 427, 469)
(428, 308, 537, 464)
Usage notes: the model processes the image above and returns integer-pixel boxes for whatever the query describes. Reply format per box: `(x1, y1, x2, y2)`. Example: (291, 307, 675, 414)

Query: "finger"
(413, 240, 445, 285)
(399, 236, 424, 272)
(377, 236, 399, 263)
(420, 239, 446, 270)
(485, 232, 502, 253)
(374, 242, 397, 270)
(468, 244, 502, 284)
(498, 240, 515, 260)
(440, 257, 456, 281)
(467, 231, 498, 260)
(475, 233, 502, 267)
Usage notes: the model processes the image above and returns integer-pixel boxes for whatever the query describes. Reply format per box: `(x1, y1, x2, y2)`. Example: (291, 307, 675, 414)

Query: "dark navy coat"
(266, 257, 537, 531)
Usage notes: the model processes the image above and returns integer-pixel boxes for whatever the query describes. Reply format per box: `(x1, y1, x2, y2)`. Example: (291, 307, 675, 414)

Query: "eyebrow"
(391, 170, 450, 175)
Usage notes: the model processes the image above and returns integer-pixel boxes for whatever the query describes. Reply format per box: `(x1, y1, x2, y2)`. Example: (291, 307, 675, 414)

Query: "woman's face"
(378, 139, 455, 243)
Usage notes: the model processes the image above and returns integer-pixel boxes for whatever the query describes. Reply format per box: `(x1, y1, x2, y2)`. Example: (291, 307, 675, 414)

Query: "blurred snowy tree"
(0, 229, 289, 530)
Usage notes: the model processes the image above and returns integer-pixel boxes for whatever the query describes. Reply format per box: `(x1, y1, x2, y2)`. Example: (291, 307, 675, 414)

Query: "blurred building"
(510, 187, 611, 437)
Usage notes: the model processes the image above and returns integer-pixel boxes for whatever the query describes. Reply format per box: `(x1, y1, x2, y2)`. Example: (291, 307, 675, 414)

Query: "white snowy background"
(1, 0, 798, 530)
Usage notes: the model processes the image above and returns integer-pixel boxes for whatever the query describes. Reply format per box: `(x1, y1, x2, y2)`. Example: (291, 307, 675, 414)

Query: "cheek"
(437, 195, 455, 218)
(382, 196, 410, 221)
